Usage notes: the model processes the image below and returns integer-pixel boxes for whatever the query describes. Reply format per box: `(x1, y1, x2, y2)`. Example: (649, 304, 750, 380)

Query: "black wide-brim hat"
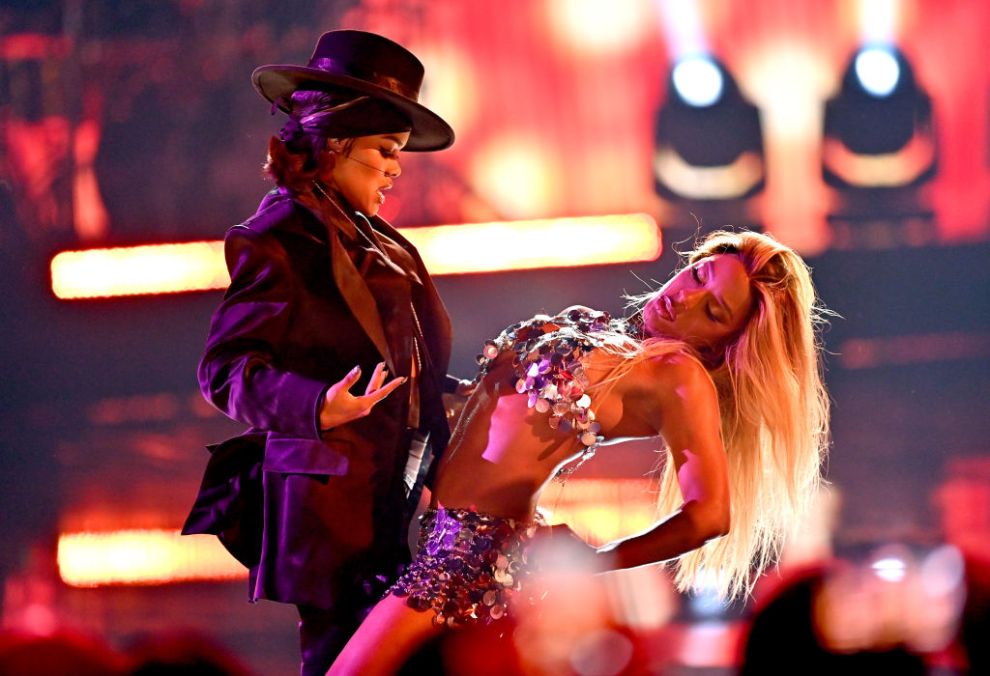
(252, 30, 454, 152)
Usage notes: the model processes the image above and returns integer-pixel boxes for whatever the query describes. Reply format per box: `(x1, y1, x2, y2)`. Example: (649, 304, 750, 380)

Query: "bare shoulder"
(608, 350, 717, 436)
(623, 350, 717, 413)
(644, 350, 713, 389)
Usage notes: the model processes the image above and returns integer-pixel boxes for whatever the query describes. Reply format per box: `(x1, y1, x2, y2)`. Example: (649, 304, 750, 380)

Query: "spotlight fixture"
(671, 55, 724, 108)
(854, 46, 901, 98)
(822, 44, 938, 248)
(823, 45, 936, 191)
(653, 55, 765, 213)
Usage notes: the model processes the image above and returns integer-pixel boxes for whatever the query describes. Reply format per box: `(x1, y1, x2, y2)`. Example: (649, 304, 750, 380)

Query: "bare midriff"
(431, 349, 657, 521)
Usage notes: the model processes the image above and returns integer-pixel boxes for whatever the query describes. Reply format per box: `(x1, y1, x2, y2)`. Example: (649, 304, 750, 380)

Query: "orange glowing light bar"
(57, 529, 246, 587)
(51, 241, 228, 299)
(50, 214, 661, 298)
(401, 213, 661, 275)
(539, 478, 658, 545)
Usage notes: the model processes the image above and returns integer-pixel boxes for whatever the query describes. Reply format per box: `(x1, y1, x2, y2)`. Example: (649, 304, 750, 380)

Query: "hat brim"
(252, 65, 454, 152)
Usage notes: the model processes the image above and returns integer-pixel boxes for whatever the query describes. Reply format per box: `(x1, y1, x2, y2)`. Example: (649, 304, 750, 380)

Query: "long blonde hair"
(607, 229, 830, 599)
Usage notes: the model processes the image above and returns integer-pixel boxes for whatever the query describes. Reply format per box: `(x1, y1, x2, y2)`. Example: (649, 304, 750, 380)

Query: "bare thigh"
(327, 593, 444, 676)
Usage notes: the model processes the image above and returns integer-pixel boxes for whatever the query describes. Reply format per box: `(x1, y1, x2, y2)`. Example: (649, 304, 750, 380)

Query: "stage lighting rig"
(823, 45, 936, 190)
(652, 55, 765, 233)
(822, 44, 937, 247)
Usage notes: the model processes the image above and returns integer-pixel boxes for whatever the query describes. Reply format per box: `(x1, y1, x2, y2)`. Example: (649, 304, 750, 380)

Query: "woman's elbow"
(700, 513, 730, 543)
(685, 501, 730, 542)
(709, 514, 730, 540)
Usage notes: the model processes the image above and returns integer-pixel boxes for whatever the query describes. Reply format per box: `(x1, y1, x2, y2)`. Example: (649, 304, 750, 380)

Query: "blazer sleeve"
(197, 225, 328, 439)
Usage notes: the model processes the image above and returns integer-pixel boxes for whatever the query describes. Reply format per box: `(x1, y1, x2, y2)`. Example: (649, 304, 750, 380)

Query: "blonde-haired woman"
(329, 229, 831, 675)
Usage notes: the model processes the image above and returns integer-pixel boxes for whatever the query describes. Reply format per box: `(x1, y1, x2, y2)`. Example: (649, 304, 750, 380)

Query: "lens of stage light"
(871, 556, 907, 582)
(672, 56, 724, 107)
(854, 46, 900, 97)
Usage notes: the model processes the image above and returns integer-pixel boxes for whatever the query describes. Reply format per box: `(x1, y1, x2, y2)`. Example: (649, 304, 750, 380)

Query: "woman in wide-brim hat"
(183, 29, 464, 676)
(254, 29, 453, 152)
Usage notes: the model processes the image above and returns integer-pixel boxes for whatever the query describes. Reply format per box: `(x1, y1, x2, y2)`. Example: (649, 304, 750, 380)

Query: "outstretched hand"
(319, 361, 406, 431)
(442, 379, 476, 430)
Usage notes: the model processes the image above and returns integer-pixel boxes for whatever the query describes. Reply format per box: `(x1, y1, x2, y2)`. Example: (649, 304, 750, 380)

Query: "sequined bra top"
(471, 307, 643, 450)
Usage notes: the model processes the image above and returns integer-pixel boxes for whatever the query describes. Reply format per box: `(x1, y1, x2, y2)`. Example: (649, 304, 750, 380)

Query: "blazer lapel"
(297, 191, 396, 373)
(373, 217, 452, 373)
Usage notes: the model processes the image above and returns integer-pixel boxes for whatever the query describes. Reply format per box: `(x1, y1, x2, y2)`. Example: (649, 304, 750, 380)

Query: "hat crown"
(252, 29, 453, 151)
(307, 30, 424, 102)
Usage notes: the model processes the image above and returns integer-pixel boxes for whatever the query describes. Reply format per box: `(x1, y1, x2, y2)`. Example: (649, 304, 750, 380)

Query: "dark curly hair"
(264, 88, 411, 195)
(264, 89, 357, 194)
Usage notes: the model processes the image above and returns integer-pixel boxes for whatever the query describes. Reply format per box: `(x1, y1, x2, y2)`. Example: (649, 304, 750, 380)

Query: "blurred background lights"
(409, 42, 478, 136)
(657, 0, 707, 59)
(57, 529, 247, 587)
(404, 214, 661, 275)
(858, 0, 900, 44)
(919, 545, 965, 597)
(672, 56, 724, 107)
(538, 478, 660, 548)
(871, 555, 907, 582)
(569, 628, 634, 676)
(51, 241, 228, 299)
(49, 215, 661, 298)
(855, 46, 901, 97)
(687, 569, 732, 617)
(603, 565, 678, 631)
(548, 0, 652, 54)
(740, 45, 834, 139)
(470, 137, 559, 218)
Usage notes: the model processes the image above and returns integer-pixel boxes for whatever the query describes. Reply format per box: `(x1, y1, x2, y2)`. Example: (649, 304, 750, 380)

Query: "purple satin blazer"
(183, 189, 453, 611)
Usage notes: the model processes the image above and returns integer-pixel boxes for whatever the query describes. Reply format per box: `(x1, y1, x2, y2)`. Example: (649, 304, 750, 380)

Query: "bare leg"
(327, 593, 444, 675)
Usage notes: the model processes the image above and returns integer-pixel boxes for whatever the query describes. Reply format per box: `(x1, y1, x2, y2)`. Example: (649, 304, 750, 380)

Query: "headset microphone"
(344, 154, 393, 176)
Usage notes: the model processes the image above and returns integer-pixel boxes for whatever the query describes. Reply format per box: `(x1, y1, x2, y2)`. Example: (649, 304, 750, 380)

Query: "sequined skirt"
(387, 506, 540, 627)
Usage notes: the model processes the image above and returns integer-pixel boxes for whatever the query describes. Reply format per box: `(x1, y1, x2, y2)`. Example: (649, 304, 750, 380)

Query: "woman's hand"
(454, 378, 477, 398)
(319, 361, 406, 431)
(442, 379, 477, 430)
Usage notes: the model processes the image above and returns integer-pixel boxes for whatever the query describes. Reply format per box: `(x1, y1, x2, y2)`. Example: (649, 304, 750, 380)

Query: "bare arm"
(597, 353, 731, 570)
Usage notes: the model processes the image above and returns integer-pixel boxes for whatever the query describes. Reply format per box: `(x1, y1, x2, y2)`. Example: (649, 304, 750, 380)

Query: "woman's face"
(327, 131, 410, 217)
(643, 253, 754, 354)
